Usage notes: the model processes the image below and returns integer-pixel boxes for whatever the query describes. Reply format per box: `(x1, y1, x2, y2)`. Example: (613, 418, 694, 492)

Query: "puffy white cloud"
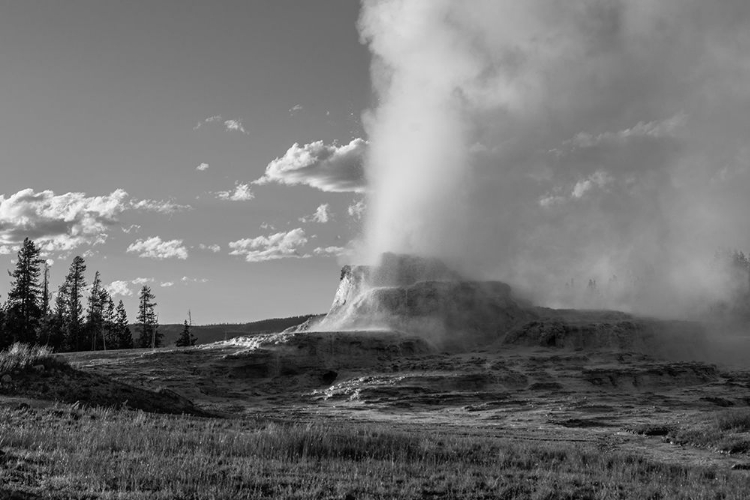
(198, 243, 221, 253)
(347, 199, 366, 219)
(289, 104, 304, 114)
(130, 198, 191, 214)
(299, 203, 331, 224)
(0, 188, 129, 253)
(0, 187, 189, 253)
(223, 119, 247, 134)
(194, 115, 247, 134)
(216, 183, 254, 201)
(126, 236, 188, 260)
(196, 162, 210, 171)
(131, 277, 154, 285)
(253, 138, 367, 193)
(106, 280, 133, 297)
(229, 228, 309, 262)
(160, 282, 174, 287)
(313, 246, 350, 257)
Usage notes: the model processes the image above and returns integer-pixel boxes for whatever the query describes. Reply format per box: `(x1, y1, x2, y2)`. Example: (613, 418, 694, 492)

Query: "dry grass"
(0, 342, 68, 374)
(1, 404, 749, 499)
(630, 410, 750, 456)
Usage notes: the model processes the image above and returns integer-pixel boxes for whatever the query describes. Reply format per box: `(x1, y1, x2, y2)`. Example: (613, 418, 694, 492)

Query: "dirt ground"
(53, 325, 750, 473)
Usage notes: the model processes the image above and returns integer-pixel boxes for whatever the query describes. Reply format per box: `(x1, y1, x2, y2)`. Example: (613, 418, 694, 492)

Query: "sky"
(0, 1, 371, 324)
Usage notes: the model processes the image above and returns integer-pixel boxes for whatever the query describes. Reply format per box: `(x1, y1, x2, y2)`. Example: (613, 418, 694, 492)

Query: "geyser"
(357, 0, 750, 318)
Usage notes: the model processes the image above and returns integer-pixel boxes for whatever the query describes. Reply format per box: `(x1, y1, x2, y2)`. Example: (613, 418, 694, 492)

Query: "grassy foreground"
(1, 405, 749, 499)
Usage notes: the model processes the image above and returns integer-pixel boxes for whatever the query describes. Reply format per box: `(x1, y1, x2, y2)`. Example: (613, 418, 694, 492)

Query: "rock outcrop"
(289, 252, 709, 357)
(292, 253, 534, 347)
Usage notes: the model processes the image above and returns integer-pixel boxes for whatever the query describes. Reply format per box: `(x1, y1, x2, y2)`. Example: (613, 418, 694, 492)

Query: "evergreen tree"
(0, 301, 8, 350)
(137, 286, 161, 348)
(86, 271, 104, 350)
(46, 284, 69, 351)
(175, 319, 196, 347)
(5, 238, 44, 344)
(63, 256, 87, 351)
(41, 262, 50, 316)
(114, 300, 133, 349)
(101, 291, 115, 350)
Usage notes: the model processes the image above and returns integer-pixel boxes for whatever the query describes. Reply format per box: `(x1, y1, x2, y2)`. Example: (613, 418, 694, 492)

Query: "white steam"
(358, 0, 750, 317)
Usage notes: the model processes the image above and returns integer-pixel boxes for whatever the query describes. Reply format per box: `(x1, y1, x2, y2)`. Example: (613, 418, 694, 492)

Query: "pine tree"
(46, 284, 69, 351)
(63, 256, 87, 351)
(86, 271, 104, 350)
(41, 262, 50, 316)
(114, 300, 133, 349)
(101, 291, 115, 350)
(137, 286, 161, 348)
(5, 238, 44, 344)
(175, 319, 196, 347)
(0, 301, 8, 350)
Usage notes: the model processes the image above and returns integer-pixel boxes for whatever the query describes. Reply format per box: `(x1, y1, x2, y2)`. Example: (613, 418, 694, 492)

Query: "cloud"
(216, 183, 254, 201)
(194, 115, 248, 134)
(160, 282, 174, 288)
(289, 104, 304, 114)
(229, 228, 309, 262)
(299, 203, 331, 224)
(106, 280, 133, 297)
(568, 114, 687, 150)
(130, 198, 191, 214)
(347, 199, 366, 219)
(313, 246, 350, 257)
(126, 236, 188, 260)
(223, 119, 247, 134)
(538, 171, 614, 207)
(198, 243, 221, 253)
(196, 163, 210, 171)
(131, 277, 154, 285)
(121, 224, 141, 234)
(0, 188, 130, 253)
(0, 186, 185, 254)
(181, 276, 209, 284)
(253, 138, 367, 193)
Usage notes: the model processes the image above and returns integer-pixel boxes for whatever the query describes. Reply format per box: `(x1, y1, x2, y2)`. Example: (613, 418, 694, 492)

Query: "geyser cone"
(300, 253, 534, 348)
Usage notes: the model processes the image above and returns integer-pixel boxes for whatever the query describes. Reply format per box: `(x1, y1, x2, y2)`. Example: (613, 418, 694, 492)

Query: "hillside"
(146, 314, 324, 346)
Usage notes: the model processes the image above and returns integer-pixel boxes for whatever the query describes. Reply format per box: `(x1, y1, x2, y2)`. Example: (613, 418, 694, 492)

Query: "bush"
(0, 342, 68, 374)
(716, 410, 750, 432)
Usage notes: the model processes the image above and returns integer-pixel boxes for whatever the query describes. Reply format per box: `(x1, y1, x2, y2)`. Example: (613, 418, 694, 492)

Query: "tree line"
(0, 238, 176, 352)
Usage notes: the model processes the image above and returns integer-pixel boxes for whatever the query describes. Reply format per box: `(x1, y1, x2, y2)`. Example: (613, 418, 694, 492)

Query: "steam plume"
(358, 0, 750, 317)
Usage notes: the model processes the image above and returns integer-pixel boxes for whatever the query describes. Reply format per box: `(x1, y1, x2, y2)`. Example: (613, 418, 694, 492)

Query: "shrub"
(0, 342, 68, 374)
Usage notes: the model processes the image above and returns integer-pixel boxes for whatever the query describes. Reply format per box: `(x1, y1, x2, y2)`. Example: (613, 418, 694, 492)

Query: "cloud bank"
(127, 236, 188, 260)
(358, 0, 750, 317)
(254, 139, 367, 193)
(0, 188, 189, 254)
(216, 183, 254, 201)
(229, 228, 309, 262)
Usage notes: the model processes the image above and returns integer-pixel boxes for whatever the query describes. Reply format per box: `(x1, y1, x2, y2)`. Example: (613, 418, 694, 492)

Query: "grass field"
(1, 403, 750, 499)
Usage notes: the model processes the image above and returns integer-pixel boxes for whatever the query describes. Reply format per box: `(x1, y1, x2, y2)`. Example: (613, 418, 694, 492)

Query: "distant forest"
(0, 238, 317, 352)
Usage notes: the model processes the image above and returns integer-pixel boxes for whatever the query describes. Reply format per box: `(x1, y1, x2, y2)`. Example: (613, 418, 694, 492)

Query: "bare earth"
(54, 323, 750, 473)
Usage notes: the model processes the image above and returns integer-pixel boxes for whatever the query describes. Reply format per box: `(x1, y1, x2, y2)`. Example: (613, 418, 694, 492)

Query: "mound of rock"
(503, 313, 710, 360)
(294, 253, 534, 347)
(289, 252, 710, 358)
